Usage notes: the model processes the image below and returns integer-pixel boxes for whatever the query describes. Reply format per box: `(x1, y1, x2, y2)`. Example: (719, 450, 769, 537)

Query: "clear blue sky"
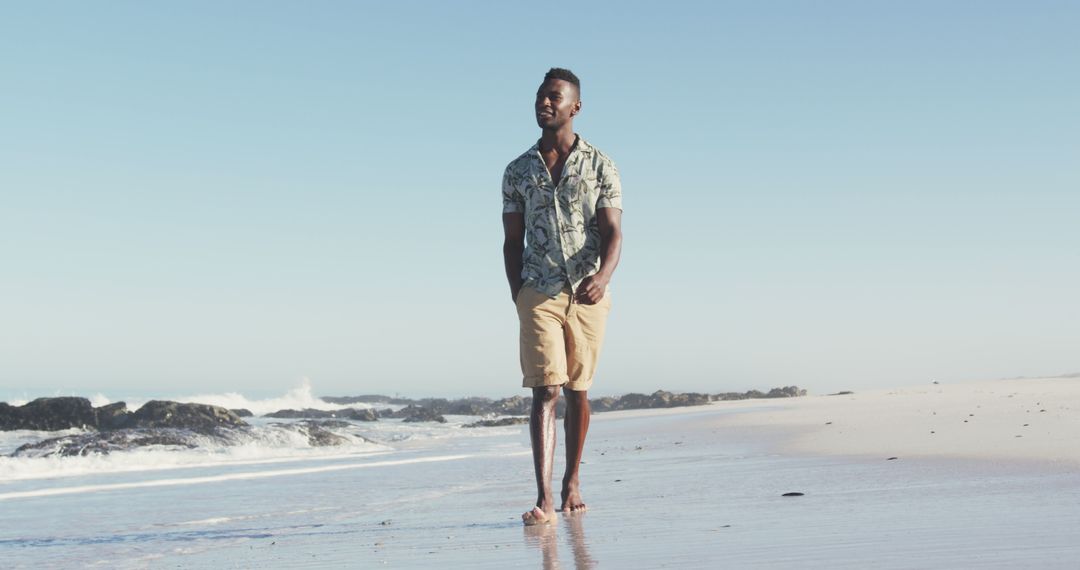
(2, 1, 1077, 400)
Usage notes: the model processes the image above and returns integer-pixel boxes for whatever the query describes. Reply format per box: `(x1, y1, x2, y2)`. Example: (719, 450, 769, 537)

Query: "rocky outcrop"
(395, 405, 447, 423)
(0, 398, 247, 434)
(463, 417, 529, 428)
(230, 408, 254, 417)
(96, 402, 131, 430)
(591, 391, 712, 412)
(4, 385, 807, 436)
(711, 386, 807, 401)
(1, 398, 390, 458)
(272, 420, 352, 447)
(264, 408, 377, 421)
(0, 397, 101, 431)
(12, 429, 203, 457)
(321, 387, 806, 419)
(125, 401, 246, 434)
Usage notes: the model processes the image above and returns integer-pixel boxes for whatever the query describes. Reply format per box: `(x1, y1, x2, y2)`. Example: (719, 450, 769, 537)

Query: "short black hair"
(544, 67, 580, 92)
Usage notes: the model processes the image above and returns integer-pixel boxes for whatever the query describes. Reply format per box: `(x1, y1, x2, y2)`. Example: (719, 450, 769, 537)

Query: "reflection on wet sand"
(523, 513, 596, 569)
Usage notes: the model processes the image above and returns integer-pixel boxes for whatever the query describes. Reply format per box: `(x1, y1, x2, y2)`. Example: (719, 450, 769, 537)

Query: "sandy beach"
(715, 376, 1080, 466)
(4, 376, 1080, 568)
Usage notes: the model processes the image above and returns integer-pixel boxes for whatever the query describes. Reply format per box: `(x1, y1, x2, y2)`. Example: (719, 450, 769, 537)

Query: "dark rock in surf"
(264, 408, 377, 422)
(12, 428, 207, 457)
(97, 402, 132, 429)
(0, 397, 101, 431)
(273, 420, 352, 447)
(126, 401, 247, 434)
(230, 408, 254, 417)
(463, 417, 529, 428)
(397, 406, 447, 423)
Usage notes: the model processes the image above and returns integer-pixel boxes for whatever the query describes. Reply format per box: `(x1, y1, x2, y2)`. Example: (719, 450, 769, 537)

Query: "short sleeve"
(502, 166, 525, 214)
(596, 160, 623, 210)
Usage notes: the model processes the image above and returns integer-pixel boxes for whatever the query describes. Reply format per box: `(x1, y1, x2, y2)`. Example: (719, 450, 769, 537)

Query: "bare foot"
(560, 479, 587, 512)
(522, 506, 555, 526)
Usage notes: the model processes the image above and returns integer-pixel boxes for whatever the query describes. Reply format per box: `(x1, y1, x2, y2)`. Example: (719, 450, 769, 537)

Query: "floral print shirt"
(502, 135, 623, 298)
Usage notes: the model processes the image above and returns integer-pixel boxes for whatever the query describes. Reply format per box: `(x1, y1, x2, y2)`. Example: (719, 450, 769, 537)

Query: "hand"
(574, 274, 609, 305)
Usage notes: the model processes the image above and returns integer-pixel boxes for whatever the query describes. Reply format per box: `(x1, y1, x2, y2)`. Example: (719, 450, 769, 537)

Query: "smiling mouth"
(537, 111, 553, 118)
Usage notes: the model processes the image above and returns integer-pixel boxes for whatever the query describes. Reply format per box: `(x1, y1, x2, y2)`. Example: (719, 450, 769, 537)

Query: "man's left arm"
(575, 207, 622, 304)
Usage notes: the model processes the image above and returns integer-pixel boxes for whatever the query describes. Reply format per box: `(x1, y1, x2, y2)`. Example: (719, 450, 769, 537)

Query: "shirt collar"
(530, 134, 590, 156)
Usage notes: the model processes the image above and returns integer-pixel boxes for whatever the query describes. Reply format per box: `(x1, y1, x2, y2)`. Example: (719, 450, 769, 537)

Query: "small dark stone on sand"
(614, 479, 622, 482)
(825, 421, 832, 425)
(886, 457, 899, 460)
(1023, 424, 1029, 427)
(782, 492, 805, 497)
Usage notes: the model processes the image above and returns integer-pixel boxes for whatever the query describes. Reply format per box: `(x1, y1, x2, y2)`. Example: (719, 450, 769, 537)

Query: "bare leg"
(561, 387, 590, 512)
(524, 385, 560, 525)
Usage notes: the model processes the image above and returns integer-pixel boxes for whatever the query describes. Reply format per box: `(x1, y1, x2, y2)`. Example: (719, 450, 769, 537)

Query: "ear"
(571, 100, 582, 117)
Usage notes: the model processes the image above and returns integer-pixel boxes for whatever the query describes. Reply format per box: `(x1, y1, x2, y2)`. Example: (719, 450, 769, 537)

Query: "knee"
(533, 386, 561, 403)
(563, 388, 587, 402)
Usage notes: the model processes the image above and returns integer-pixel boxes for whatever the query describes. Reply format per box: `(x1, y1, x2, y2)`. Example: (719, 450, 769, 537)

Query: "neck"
(539, 125, 576, 155)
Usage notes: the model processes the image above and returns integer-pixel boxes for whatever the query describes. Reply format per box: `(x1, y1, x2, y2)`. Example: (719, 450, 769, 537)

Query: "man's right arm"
(502, 213, 525, 303)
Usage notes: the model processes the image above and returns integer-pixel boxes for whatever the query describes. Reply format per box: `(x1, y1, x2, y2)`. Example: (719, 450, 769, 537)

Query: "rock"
(590, 397, 618, 413)
(127, 401, 247, 434)
(493, 396, 531, 415)
(13, 428, 205, 457)
(712, 386, 807, 401)
(264, 408, 337, 419)
(781, 492, 805, 497)
(437, 398, 491, 415)
(230, 408, 254, 417)
(96, 402, 132, 429)
(0, 397, 100, 431)
(398, 405, 446, 423)
(463, 417, 529, 428)
(765, 386, 807, 398)
(273, 420, 351, 446)
(315, 386, 807, 418)
(264, 408, 377, 421)
(344, 408, 378, 422)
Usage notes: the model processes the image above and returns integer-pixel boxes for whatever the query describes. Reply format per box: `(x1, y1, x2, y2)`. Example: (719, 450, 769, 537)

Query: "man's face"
(535, 79, 580, 129)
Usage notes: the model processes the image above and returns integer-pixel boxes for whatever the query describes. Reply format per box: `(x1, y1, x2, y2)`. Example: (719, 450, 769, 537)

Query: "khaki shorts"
(515, 285, 612, 392)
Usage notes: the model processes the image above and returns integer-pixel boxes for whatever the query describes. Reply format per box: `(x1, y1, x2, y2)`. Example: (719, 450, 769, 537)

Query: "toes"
(522, 507, 549, 526)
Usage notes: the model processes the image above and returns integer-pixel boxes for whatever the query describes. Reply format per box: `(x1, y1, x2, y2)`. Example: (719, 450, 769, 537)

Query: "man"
(501, 68, 623, 526)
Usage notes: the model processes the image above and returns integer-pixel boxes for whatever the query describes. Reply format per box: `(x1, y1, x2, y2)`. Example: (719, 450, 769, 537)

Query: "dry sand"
(714, 376, 1080, 465)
